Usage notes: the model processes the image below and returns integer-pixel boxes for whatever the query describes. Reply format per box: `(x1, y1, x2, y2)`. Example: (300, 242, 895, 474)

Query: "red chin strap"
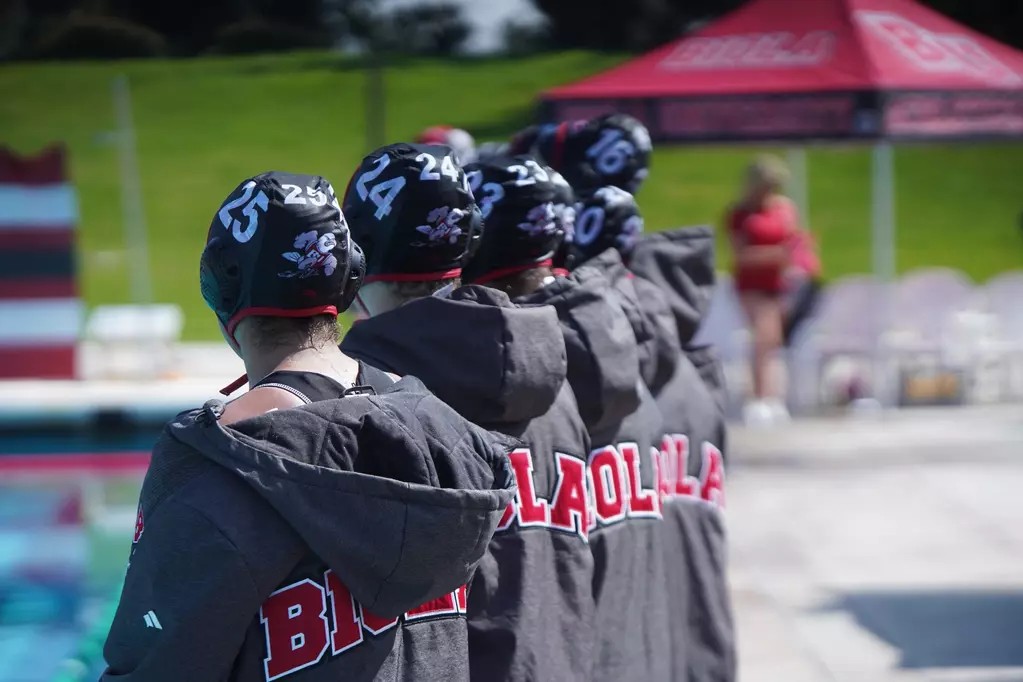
(220, 374, 248, 396)
(471, 259, 554, 285)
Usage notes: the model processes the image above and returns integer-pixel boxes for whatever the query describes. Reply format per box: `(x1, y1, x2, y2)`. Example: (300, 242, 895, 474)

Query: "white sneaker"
(767, 399, 791, 423)
(743, 400, 775, 427)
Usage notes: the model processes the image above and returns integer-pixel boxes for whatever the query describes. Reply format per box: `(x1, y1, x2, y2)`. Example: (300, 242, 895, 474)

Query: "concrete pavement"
(726, 406, 1023, 682)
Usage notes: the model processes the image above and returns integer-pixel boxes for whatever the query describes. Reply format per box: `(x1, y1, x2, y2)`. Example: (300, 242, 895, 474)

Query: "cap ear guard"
(462, 203, 485, 262)
(199, 236, 243, 328)
(337, 237, 366, 312)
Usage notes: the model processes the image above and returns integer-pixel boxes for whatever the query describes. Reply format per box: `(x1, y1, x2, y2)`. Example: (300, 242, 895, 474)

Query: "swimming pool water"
(0, 427, 161, 682)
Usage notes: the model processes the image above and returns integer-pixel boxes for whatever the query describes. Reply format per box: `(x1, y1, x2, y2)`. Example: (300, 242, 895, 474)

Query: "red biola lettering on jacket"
(496, 443, 665, 541)
(259, 571, 467, 681)
(655, 434, 726, 509)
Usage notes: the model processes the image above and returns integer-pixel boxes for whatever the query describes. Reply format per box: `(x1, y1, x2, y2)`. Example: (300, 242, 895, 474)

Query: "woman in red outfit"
(727, 156, 803, 423)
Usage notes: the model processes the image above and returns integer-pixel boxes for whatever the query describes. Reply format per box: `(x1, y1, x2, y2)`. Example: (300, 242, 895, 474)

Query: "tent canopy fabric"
(541, 0, 1023, 142)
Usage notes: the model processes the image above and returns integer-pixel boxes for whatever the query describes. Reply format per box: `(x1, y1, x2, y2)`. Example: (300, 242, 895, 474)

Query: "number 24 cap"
(342, 142, 483, 283)
(199, 171, 365, 340)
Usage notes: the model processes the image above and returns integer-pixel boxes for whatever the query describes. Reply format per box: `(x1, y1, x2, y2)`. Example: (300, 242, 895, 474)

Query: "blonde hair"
(746, 155, 790, 194)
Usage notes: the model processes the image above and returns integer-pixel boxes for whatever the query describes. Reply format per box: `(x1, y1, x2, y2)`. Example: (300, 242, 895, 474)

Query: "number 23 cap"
(199, 171, 365, 340)
(461, 154, 563, 284)
(342, 142, 483, 283)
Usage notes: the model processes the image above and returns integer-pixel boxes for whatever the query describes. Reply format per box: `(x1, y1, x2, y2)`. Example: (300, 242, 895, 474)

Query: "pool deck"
(727, 405, 1023, 681)
(0, 377, 238, 428)
(0, 343, 244, 428)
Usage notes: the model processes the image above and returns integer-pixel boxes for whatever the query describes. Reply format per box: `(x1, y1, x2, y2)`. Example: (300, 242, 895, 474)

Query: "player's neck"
(486, 267, 552, 299)
(243, 344, 357, 387)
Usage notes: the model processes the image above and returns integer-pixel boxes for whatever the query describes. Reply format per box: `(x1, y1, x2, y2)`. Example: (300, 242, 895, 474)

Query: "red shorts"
(734, 267, 785, 294)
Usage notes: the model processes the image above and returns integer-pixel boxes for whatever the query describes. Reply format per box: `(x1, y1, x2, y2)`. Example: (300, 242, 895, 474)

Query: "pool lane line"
(0, 451, 151, 474)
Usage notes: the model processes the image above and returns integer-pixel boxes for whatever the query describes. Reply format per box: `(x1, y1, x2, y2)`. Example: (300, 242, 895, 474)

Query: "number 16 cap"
(199, 171, 365, 340)
(537, 113, 651, 195)
(342, 143, 483, 283)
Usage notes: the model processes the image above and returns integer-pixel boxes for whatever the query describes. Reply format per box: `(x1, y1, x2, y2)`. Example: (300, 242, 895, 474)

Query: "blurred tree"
(530, 0, 742, 51)
(106, 0, 247, 54)
(376, 4, 471, 56)
(107, 0, 339, 54)
(923, 0, 1023, 50)
(0, 0, 28, 58)
(531, 0, 1021, 51)
(7, 0, 1021, 59)
(321, 0, 375, 49)
(209, 16, 329, 54)
(503, 19, 554, 56)
(32, 12, 168, 59)
(252, 0, 322, 26)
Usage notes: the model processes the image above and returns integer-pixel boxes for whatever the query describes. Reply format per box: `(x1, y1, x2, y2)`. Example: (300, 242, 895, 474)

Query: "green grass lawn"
(2, 51, 1021, 339)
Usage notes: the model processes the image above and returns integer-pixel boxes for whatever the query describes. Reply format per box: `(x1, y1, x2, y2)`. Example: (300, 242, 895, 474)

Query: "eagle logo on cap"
(413, 206, 465, 246)
(279, 230, 339, 278)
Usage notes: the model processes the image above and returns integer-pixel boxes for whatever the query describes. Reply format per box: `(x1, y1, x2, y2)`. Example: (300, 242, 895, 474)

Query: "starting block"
(82, 304, 184, 380)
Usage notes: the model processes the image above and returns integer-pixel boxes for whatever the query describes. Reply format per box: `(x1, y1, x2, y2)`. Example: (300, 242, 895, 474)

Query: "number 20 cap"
(562, 185, 644, 269)
(199, 171, 365, 340)
(343, 143, 483, 283)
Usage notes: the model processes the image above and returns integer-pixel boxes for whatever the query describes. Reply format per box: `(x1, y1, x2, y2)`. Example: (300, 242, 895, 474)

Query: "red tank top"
(729, 199, 797, 293)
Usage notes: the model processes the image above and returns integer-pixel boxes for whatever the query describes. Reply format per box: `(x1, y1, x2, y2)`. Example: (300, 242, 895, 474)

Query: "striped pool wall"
(0, 145, 83, 379)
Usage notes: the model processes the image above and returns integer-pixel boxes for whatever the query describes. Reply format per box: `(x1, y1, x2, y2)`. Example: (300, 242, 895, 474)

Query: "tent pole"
(871, 142, 895, 282)
(871, 142, 896, 408)
(786, 147, 809, 221)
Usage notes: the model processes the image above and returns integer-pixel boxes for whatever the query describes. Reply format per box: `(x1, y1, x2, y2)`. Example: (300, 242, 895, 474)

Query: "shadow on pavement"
(825, 590, 1023, 669)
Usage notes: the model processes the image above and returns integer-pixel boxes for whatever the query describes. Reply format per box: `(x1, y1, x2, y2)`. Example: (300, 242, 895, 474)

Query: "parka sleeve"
(100, 500, 262, 682)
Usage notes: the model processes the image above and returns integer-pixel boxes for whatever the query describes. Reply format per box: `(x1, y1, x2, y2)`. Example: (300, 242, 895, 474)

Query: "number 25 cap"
(199, 171, 365, 340)
(342, 142, 483, 283)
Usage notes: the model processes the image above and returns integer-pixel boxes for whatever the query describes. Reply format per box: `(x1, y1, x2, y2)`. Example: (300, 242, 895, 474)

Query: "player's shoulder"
(220, 386, 308, 425)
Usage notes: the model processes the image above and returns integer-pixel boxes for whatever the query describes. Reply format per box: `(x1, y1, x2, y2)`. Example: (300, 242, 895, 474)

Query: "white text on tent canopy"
(856, 11, 1022, 86)
(659, 31, 836, 70)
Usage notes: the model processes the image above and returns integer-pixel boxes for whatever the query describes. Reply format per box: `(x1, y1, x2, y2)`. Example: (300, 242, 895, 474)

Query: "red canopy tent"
(540, 0, 1023, 280)
(543, 0, 1023, 142)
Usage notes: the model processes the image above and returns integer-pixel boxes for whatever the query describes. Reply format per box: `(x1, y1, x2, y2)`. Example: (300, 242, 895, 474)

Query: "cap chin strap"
(431, 282, 456, 299)
(220, 374, 248, 396)
(471, 259, 553, 285)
